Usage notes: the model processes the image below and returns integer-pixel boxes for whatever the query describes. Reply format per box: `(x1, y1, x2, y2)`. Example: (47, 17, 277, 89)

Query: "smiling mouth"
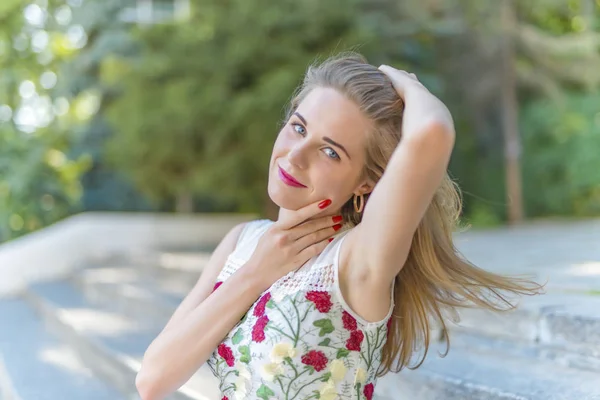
(278, 166, 306, 188)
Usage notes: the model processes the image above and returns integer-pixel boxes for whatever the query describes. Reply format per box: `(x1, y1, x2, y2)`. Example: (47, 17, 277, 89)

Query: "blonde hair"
(285, 52, 544, 375)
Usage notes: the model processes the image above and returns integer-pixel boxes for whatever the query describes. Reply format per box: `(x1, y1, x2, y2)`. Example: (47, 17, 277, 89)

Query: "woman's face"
(268, 87, 374, 218)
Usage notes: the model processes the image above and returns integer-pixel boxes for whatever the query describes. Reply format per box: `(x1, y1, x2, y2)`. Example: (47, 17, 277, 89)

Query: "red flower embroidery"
(346, 329, 364, 351)
(213, 281, 223, 292)
(342, 310, 357, 331)
(217, 343, 235, 367)
(386, 317, 393, 337)
(305, 291, 332, 313)
(253, 292, 271, 317)
(221, 397, 229, 400)
(301, 350, 328, 372)
(363, 383, 375, 400)
(252, 315, 269, 342)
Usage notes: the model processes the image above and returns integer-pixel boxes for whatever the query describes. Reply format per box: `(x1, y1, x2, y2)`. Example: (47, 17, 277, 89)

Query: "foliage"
(521, 91, 600, 217)
(0, 0, 91, 242)
(55, 0, 155, 212)
(104, 0, 369, 213)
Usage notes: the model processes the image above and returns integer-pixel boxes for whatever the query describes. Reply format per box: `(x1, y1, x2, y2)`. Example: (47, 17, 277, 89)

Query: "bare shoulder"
(337, 226, 394, 323)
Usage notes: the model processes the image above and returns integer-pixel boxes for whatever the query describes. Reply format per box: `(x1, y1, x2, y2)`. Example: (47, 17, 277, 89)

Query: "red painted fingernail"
(318, 199, 332, 209)
(332, 215, 343, 223)
(328, 238, 334, 243)
(333, 224, 342, 231)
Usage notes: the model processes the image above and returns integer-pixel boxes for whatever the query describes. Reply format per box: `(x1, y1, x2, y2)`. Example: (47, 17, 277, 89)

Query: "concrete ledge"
(378, 368, 528, 400)
(453, 293, 600, 363)
(23, 282, 215, 400)
(0, 212, 256, 297)
(0, 354, 17, 400)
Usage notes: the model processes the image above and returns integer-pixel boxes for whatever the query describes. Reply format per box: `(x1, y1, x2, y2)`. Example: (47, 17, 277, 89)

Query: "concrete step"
(71, 267, 186, 322)
(0, 297, 125, 400)
(453, 293, 600, 363)
(90, 249, 212, 275)
(378, 342, 600, 400)
(23, 281, 219, 400)
(449, 328, 600, 373)
(84, 261, 198, 292)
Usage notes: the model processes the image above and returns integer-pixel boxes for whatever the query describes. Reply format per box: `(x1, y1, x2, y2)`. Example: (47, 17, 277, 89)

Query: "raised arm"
(351, 66, 456, 282)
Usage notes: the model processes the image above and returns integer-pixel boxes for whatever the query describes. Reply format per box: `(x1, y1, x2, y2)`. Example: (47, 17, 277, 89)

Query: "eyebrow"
(293, 111, 352, 160)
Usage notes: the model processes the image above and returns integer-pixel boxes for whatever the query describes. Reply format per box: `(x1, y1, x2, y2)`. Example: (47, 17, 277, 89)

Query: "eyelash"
(291, 122, 340, 160)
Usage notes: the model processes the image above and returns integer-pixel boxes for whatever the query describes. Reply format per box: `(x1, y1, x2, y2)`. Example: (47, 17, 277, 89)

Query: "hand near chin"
(247, 199, 342, 291)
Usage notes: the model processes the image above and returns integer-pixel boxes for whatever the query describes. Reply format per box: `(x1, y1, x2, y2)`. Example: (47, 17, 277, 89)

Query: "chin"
(268, 176, 315, 211)
(268, 182, 299, 210)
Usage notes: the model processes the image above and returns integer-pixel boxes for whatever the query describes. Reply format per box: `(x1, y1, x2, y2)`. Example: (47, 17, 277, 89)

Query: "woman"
(135, 53, 542, 400)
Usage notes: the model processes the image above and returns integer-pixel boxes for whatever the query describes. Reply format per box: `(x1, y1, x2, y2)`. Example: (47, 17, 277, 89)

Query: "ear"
(353, 180, 375, 197)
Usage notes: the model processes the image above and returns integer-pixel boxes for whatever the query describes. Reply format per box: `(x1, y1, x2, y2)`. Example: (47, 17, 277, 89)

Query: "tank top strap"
(227, 219, 273, 266)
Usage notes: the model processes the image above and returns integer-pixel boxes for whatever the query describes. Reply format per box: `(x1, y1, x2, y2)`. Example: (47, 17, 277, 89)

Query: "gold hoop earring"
(353, 194, 364, 213)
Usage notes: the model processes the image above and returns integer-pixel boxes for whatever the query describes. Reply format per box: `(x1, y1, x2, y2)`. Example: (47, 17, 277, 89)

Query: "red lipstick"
(278, 166, 306, 188)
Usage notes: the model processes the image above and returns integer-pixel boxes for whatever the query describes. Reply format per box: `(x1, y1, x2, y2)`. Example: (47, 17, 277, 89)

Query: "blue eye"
(324, 148, 340, 160)
(291, 122, 340, 161)
(292, 123, 305, 135)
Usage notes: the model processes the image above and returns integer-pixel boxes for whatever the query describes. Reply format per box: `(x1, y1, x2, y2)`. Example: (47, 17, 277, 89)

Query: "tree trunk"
(500, 0, 524, 224)
(175, 191, 194, 213)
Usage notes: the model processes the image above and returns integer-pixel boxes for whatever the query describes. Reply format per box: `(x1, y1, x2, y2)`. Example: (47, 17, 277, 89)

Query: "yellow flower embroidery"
(261, 362, 285, 382)
(236, 362, 251, 380)
(270, 342, 297, 364)
(234, 362, 251, 400)
(329, 359, 347, 383)
(354, 367, 367, 385)
(319, 378, 338, 400)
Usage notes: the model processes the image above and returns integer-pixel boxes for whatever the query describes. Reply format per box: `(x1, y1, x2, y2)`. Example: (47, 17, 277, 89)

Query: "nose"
(287, 143, 308, 170)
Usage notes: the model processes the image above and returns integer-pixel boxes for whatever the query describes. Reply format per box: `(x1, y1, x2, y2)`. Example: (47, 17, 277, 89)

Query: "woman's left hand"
(378, 65, 428, 99)
(378, 65, 455, 140)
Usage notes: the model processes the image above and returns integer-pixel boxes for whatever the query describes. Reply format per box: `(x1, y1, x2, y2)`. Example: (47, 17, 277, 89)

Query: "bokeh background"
(2, 0, 600, 243)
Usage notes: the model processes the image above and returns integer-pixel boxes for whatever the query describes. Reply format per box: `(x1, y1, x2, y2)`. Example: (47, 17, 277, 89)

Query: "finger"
(291, 214, 342, 241)
(278, 199, 333, 230)
(294, 237, 331, 268)
(294, 225, 338, 253)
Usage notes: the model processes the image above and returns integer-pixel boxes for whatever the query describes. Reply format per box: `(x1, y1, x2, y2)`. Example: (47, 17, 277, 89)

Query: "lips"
(278, 166, 306, 188)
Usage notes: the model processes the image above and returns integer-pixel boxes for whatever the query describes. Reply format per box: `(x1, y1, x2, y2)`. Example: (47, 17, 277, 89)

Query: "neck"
(276, 206, 341, 224)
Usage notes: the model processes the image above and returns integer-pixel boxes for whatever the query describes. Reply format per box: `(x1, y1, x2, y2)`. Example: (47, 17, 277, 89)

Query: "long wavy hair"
(283, 52, 544, 375)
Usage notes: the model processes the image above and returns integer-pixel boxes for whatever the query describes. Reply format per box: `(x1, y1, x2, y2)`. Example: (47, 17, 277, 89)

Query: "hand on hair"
(378, 65, 454, 140)
(378, 65, 428, 99)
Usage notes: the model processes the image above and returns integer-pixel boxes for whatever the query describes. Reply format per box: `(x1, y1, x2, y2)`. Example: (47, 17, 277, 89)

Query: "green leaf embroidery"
(239, 345, 251, 364)
(320, 372, 332, 382)
(318, 338, 331, 346)
(256, 383, 275, 400)
(336, 348, 350, 359)
(313, 319, 334, 337)
(266, 299, 275, 309)
(231, 328, 243, 345)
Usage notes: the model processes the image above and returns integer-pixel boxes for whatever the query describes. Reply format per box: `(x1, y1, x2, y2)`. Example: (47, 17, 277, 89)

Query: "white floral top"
(206, 219, 395, 400)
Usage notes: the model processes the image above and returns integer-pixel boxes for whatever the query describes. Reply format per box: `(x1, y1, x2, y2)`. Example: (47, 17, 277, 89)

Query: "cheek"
(315, 168, 351, 194)
(272, 130, 291, 154)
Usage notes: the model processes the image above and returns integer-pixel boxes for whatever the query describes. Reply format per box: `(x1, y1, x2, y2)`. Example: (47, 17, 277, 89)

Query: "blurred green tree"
(521, 92, 600, 217)
(0, 0, 91, 242)
(362, 0, 600, 224)
(104, 0, 368, 215)
(55, 0, 157, 212)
